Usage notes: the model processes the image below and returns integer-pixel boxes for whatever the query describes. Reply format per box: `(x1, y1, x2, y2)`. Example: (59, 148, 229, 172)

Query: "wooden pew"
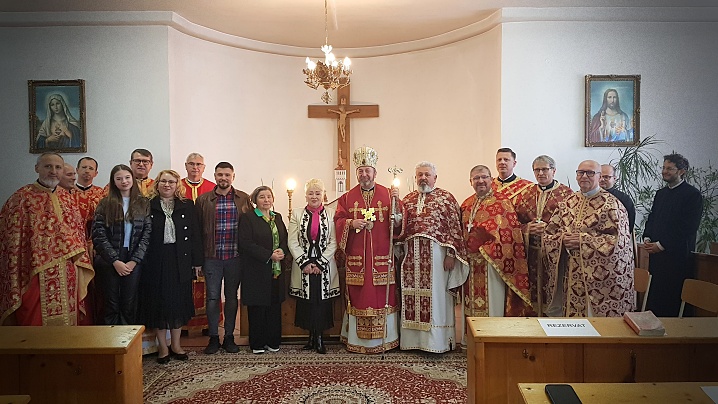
(518, 382, 718, 404)
(466, 317, 718, 404)
(0, 326, 144, 404)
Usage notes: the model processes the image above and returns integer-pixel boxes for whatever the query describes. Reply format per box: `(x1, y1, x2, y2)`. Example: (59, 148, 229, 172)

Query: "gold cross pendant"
(357, 208, 376, 233)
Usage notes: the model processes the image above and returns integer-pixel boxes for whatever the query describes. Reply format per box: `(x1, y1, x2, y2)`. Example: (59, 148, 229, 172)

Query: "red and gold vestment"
(460, 191, 533, 317)
(0, 184, 93, 325)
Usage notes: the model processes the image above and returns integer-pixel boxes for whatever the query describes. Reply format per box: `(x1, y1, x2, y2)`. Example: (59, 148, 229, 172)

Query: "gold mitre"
(353, 146, 379, 168)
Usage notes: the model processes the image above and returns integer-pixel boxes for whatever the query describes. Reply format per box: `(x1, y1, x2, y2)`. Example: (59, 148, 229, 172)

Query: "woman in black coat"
(139, 169, 204, 364)
(239, 185, 288, 354)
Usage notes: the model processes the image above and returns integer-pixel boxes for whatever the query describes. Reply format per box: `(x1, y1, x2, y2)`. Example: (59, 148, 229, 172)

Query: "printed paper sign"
(537, 319, 601, 337)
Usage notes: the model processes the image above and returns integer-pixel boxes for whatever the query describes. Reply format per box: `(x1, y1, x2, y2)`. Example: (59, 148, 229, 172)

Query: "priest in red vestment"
(182, 153, 216, 201)
(74, 156, 105, 325)
(514, 155, 573, 315)
(0, 153, 93, 326)
(334, 146, 400, 354)
(542, 160, 635, 317)
(396, 162, 468, 353)
(461, 165, 533, 318)
(492, 147, 533, 204)
(181, 152, 216, 334)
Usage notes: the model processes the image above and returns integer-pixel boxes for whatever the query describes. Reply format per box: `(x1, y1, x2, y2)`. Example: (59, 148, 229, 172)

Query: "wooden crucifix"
(308, 84, 379, 190)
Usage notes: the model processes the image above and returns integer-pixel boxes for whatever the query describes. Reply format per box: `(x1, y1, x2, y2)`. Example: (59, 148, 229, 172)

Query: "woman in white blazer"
(287, 179, 340, 354)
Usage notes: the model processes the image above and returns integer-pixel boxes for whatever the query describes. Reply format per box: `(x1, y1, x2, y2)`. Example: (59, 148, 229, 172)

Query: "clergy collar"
(135, 177, 149, 182)
(186, 178, 202, 185)
(538, 180, 557, 191)
(581, 187, 601, 197)
(498, 173, 516, 184)
(76, 183, 93, 191)
(361, 186, 375, 193)
(35, 180, 56, 192)
(668, 179, 684, 189)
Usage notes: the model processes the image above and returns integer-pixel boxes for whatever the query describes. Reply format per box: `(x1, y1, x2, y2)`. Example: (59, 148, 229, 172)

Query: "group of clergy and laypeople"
(642, 153, 703, 317)
(288, 179, 340, 354)
(0, 145, 708, 358)
(238, 186, 290, 354)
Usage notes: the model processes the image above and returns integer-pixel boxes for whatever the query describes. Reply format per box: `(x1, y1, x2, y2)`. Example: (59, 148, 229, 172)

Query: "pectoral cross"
(467, 222, 474, 232)
(308, 84, 379, 190)
(357, 207, 376, 233)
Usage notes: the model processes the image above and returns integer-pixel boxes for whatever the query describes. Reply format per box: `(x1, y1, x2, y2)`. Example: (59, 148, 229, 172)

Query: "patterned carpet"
(143, 344, 467, 403)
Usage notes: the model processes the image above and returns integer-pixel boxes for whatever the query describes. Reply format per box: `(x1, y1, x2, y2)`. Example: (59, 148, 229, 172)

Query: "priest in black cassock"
(642, 153, 703, 317)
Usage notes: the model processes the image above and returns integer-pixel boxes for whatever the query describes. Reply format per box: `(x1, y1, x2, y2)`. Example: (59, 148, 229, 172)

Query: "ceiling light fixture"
(303, 0, 351, 104)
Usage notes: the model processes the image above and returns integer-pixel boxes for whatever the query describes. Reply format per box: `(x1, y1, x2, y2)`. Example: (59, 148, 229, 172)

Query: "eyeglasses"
(661, 166, 679, 172)
(576, 170, 599, 177)
(533, 167, 553, 173)
(600, 175, 615, 180)
(131, 159, 152, 165)
(186, 162, 205, 167)
(471, 175, 491, 181)
(158, 180, 177, 185)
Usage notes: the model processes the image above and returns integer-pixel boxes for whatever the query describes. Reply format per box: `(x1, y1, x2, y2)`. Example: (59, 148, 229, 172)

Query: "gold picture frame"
(585, 74, 640, 147)
(29, 79, 87, 154)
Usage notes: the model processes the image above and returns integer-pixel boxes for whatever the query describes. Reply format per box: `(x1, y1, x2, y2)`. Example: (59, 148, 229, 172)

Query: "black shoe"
(204, 336, 220, 354)
(169, 348, 189, 361)
(302, 331, 315, 350)
(316, 334, 326, 354)
(157, 354, 171, 364)
(223, 336, 239, 353)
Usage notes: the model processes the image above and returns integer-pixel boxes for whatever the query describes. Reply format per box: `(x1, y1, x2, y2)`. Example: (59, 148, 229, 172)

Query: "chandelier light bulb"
(343, 57, 351, 67)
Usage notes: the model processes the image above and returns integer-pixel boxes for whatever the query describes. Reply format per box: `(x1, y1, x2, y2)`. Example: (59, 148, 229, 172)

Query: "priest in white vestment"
(396, 162, 469, 353)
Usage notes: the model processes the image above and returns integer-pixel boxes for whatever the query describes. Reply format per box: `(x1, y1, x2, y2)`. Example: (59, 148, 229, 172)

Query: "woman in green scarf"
(239, 186, 289, 354)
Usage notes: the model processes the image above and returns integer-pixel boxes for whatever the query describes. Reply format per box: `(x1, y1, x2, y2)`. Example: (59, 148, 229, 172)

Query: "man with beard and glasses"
(514, 155, 573, 315)
(543, 160, 635, 317)
(461, 165, 533, 321)
(642, 153, 703, 316)
(395, 162, 468, 353)
(195, 161, 252, 354)
(334, 146, 400, 354)
(588, 88, 632, 143)
(492, 148, 533, 206)
(1, 152, 93, 326)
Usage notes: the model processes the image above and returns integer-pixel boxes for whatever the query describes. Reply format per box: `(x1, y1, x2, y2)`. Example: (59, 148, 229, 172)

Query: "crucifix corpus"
(308, 84, 379, 192)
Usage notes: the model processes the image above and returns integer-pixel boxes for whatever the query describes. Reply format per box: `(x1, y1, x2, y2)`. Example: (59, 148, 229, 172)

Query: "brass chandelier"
(303, 0, 351, 104)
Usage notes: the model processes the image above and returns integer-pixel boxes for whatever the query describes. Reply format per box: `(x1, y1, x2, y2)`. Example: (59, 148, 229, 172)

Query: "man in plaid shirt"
(196, 162, 253, 354)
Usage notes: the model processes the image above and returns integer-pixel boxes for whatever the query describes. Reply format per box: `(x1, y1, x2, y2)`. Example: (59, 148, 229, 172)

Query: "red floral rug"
(143, 344, 466, 403)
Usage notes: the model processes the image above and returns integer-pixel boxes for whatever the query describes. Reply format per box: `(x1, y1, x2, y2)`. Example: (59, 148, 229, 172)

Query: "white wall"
(0, 26, 170, 201)
(167, 26, 502, 210)
(501, 21, 718, 186)
(2, 14, 717, 208)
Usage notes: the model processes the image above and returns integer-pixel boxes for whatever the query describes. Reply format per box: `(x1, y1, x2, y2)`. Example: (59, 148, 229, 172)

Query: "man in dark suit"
(600, 164, 636, 234)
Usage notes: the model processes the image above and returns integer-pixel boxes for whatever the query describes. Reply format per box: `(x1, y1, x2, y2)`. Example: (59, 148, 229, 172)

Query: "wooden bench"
(0, 325, 144, 404)
(466, 317, 718, 404)
(519, 382, 718, 403)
